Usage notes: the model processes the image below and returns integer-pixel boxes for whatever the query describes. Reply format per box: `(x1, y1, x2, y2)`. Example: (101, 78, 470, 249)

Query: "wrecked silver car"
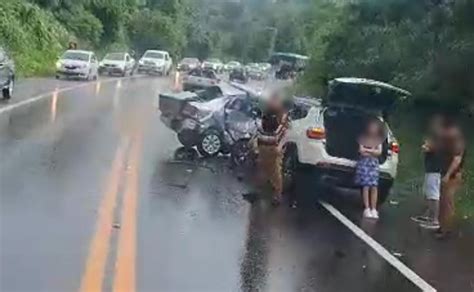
(159, 85, 260, 157)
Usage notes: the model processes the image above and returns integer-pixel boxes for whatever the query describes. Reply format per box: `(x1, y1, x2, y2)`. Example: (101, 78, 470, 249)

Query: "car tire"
(197, 129, 222, 157)
(177, 130, 197, 149)
(2, 79, 13, 100)
(174, 147, 198, 161)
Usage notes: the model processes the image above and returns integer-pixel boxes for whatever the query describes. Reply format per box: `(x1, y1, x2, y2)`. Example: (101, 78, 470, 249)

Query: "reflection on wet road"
(0, 77, 472, 292)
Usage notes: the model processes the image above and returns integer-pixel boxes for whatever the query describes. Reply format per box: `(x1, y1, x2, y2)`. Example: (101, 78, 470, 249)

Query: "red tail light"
(390, 142, 400, 154)
(306, 127, 326, 140)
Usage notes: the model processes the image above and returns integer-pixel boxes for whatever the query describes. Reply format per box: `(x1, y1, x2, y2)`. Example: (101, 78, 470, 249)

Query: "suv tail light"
(306, 127, 325, 140)
(390, 142, 400, 154)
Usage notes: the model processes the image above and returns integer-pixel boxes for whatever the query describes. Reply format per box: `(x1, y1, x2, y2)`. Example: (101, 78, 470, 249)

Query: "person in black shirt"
(412, 114, 444, 229)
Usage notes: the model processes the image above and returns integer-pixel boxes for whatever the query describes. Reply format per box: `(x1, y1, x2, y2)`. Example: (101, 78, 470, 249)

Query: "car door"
(1, 50, 15, 78)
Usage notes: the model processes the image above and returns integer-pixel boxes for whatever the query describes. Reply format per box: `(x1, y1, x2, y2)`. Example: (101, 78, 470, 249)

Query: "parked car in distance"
(224, 61, 241, 72)
(99, 52, 135, 76)
(177, 58, 200, 72)
(229, 68, 248, 83)
(56, 50, 99, 81)
(159, 84, 257, 157)
(246, 63, 266, 80)
(182, 68, 220, 91)
(282, 78, 410, 204)
(0, 47, 15, 100)
(137, 50, 172, 75)
(202, 58, 224, 73)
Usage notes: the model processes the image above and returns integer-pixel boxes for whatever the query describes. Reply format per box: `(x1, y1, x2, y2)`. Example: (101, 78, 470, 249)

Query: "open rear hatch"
(324, 78, 410, 162)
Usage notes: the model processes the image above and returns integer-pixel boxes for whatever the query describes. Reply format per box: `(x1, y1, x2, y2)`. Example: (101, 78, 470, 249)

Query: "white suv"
(137, 50, 172, 75)
(282, 78, 410, 204)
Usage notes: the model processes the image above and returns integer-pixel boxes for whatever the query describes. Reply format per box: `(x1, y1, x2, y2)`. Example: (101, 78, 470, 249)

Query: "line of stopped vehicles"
(54, 49, 286, 83)
(1, 46, 306, 101)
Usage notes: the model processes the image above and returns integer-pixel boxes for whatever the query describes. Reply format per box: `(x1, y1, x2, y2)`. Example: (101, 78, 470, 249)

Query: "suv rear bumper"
(310, 163, 394, 191)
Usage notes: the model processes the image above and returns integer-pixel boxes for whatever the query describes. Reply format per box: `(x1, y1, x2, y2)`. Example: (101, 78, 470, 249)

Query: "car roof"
(145, 50, 168, 54)
(333, 77, 411, 97)
(65, 50, 93, 55)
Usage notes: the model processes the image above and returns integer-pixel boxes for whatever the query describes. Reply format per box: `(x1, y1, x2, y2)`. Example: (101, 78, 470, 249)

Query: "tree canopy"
(0, 0, 473, 108)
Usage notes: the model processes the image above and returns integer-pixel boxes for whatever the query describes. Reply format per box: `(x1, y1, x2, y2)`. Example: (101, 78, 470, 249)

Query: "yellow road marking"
(79, 140, 128, 292)
(113, 134, 143, 292)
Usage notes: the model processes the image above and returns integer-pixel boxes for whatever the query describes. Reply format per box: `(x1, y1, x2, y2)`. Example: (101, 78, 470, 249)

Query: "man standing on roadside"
(436, 118, 466, 239)
(412, 114, 444, 229)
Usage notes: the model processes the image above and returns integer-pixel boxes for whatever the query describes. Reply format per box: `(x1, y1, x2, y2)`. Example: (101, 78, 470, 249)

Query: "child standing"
(354, 118, 384, 219)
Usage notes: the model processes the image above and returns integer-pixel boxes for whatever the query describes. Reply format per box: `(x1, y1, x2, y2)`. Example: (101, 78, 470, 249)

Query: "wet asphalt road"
(0, 76, 473, 292)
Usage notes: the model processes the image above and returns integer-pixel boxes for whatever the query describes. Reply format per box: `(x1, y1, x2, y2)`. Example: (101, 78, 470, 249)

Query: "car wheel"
(197, 129, 222, 157)
(2, 79, 13, 100)
(282, 144, 299, 193)
(177, 130, 197, 148)
(173, 147, 198, 161)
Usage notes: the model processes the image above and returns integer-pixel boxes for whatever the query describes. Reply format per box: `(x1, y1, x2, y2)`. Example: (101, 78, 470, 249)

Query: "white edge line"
(0, 76, 140, 115)
(320, 201, 437, 292)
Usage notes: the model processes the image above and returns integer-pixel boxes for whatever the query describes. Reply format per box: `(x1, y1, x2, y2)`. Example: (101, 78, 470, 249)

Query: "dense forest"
(0, 0, 473, 109)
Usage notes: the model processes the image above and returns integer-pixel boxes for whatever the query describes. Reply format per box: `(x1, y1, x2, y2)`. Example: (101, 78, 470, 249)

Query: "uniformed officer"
(256, 92, 288, 206)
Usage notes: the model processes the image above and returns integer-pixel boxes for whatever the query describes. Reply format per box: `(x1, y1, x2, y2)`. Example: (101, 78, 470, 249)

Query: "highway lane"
(0, 76, 471, 292)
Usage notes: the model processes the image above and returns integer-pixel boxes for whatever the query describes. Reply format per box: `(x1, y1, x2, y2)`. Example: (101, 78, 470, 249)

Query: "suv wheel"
(2, 80, 13, 100)
(197, 129, 222, 157)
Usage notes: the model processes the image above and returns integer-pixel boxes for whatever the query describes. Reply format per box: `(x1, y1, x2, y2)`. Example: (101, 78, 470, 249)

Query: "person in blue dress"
(354, 118, 384, 219)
